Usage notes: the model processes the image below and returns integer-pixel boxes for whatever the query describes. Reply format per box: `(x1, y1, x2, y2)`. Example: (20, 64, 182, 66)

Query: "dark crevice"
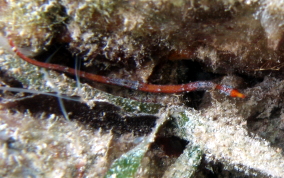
(1, 94, 157, 136)
(193, 155, 269, 178)
(146, 119, 189, 178)
(150, 136, 188, 157)
(148, 59, 224, 109)
(236, 73, 264, 88)
(34, 43, 76, 68)
(177, 60, 222, 109)
(0, 70, 29, 101)
(0, 70, 23, 88)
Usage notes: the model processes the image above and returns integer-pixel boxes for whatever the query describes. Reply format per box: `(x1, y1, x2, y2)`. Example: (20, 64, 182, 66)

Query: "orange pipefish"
(8, 38, 245, 98)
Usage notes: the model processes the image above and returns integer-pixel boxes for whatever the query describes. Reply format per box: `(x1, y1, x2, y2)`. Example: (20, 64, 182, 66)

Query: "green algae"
(105, 142, 148, 178)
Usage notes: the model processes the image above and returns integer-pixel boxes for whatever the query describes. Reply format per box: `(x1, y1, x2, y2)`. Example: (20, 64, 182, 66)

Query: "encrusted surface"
(1, 0, 284, 177)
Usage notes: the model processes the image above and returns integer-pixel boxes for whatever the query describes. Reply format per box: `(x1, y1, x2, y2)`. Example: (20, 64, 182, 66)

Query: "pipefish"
(8, 37, 245, 99)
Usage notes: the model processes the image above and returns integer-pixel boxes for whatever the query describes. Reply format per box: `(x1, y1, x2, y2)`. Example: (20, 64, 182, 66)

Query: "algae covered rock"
(1, 0, 284, 177)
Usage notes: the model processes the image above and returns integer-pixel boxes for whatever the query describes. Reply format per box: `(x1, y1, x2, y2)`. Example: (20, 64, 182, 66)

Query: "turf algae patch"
(0, 111, 113, 178)
(180, 109, 284, 177)
(1, 1, 69, 53)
